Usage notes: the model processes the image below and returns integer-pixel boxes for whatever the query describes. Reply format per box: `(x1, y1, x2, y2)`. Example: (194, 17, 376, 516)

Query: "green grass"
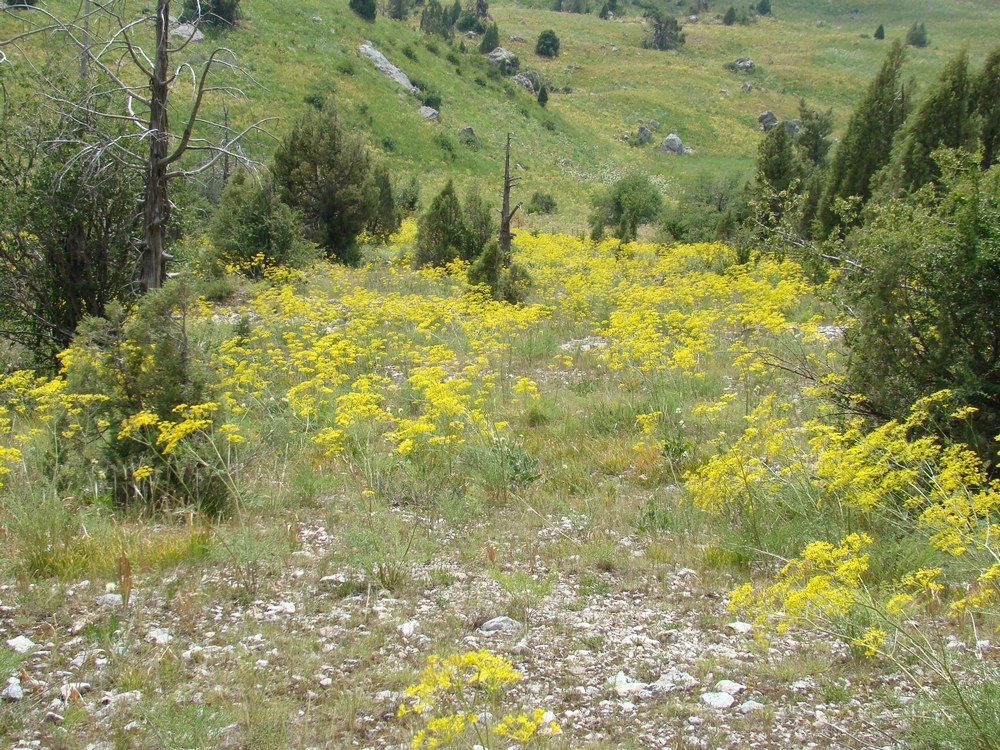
(7, 0, 995, 230)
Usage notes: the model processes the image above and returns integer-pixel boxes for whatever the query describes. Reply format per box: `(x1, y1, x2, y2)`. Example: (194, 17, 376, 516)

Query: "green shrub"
(179, 0, 241, 28)
(906, 22, 929, 48)
(535, 29, 560, 57)
(526, 191, 557, 214)
(271, 100, 378, 265)
(210, 171, 312, 277)
(349, 0, 376, 22)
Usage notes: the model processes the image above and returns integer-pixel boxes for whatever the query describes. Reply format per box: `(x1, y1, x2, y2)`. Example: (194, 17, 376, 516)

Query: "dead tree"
(498, 132, 521, 262)
(1, 0, 269, 291)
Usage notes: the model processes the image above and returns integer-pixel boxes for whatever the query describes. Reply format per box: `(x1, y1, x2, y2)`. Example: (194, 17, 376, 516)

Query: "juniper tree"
(973, 46, 1000, 169)
(816, 41, 907, 235)
(894, 50, 973, 192)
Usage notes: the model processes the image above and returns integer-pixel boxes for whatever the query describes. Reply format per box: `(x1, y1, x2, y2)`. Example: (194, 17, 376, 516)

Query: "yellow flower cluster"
(398, 650, 560, 749)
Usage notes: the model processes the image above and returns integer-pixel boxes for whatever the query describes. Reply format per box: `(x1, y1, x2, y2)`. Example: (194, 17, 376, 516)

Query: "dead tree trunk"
(140, 0, 171, 291)
(498, 132, 521, 260)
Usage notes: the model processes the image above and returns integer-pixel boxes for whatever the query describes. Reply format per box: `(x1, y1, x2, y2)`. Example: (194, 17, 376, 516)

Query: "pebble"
(739, 699, 765, 713)
(611, 671, 647, 696)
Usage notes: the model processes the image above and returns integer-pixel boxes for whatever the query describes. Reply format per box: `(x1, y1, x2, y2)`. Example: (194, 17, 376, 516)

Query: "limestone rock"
(660, 133, 685, 155)
(700, 691, 736, 709)
(418, 106, 440, 121)
(758, 110, 779, 132)
(6, 636, 36, 654)
(170, 22, 204, 42)
(478, 616, 521, 635)
(359, 41, 418, 93)
(486, 47, 519, 74)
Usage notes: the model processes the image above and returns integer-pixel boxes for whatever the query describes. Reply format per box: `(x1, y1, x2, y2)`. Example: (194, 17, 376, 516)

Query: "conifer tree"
(414, 180, 469, 267)
(816, 41, 906, 235)
(537, 85, 548, 107)
(479, 23, 500, 54)
(973, 46, 1000, 169)
(723, 6, 737, 25)
(874, 23, 885, 40)
(895, 51, 973, 192)
(349, 0, 376, 22)
(755, 125, 795, 213)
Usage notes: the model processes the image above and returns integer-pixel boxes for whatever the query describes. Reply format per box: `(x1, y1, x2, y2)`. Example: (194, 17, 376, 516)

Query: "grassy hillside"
(208, 0, 1000, 225)
(3, 0, 997, 227)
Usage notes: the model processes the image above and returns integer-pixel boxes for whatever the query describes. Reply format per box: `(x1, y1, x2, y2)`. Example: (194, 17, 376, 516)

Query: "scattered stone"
(648, 119, 660, 131)
(727, 621, 753, 635)
(559, 336, 607, 353)
(61, 682, 92, 702)
(399, 620, 419, 637)
(359, 41, 419, 93)
(145, 628, 172, 646)
(700, 691, 736, 709)
(478, 616, 522, 635)
(741, 80, 753, 93)
(739, 699, 765, 713)
(720, 88, 729, 96)
(508, 35, 524, 42)
(2, 680, 23, 702)
(44, 711, 65, 723)
(758, 110, 780, 132)
(311, 15, 321, 22)
(611, 671, 648, 697)
(100, 690, 142, 709)
(96, 593, 123, 607)
(635, 125, 653, 145)
(732, 56, 754, 71)
(6, 636, 36, 653)
(170, 22, 204, 42)
(714, 679, 746, 695)
(418, 106, 440, 121)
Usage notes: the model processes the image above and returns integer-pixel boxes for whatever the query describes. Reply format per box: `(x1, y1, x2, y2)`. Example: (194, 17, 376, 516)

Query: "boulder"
(758, 110, 779, 132)
(734, 56, 754, 71)
(660, 133, 685, 155)
(511, 71, 539, 94)
(170, 22, 204, 42)
(359, 41, 418, 94)
(635, 125, 653, 145)
(457, 127, 480, 148)
(487, 47, 520, 74)
(784, 118, 802, 136)
(418, 106, 440, 121)
(741, 81, 753, 93)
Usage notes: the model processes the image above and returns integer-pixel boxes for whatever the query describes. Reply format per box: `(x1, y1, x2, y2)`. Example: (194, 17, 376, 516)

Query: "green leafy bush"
(535, 29, 560, 57)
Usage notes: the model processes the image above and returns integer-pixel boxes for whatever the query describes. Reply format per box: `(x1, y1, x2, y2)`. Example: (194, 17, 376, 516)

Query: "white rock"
(145, 628, 172, 645)
(700, 691, 735, 709)
(6, 636, 36, 653)
(359, 41, 418, 93)
(727, 621, 753, 634)
(714, 679, 745, 695)
(478, 616, 521, 635)
(169, 22, 204, 42)
(97, 593, 123, 607)
(1, 681, 24, 701)
(738, 699, 765, 713)
(611, 671, 647, 697)
(60, 682, 92, 702)
(399, 620, 419, 637)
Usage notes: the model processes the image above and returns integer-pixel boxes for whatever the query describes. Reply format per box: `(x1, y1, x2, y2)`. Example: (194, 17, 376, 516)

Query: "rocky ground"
(0, 510, 939, 750)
